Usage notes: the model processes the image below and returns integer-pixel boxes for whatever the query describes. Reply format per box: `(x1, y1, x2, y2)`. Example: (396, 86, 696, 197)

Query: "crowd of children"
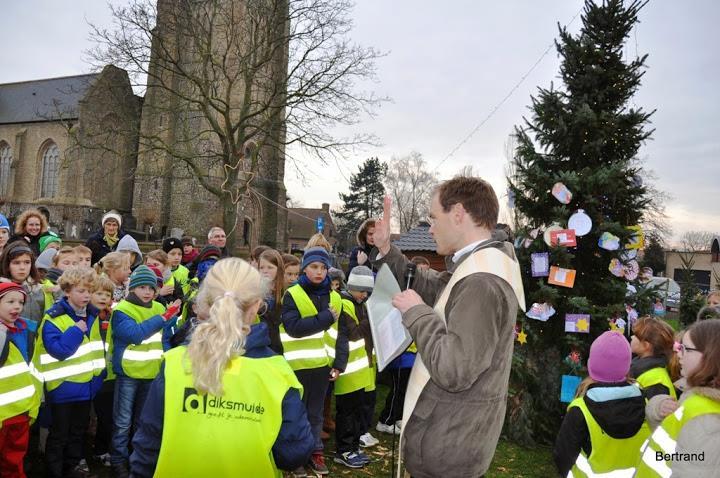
(2, 206, 718, 477)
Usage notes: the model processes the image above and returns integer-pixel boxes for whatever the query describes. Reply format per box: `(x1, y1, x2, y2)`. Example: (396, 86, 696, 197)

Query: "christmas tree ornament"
(609, 258, 624, 277)
(531, 252, 550, 277)
(544, 224, 564, 246)
(507, 188, 516, 209)
(552, 182, 573, 204)
(598, 232, 620, 251)
(526, 302, 556, 321)
(632, 175, 643, 188)
(550, 229, 577, 247)
(565, 313, 591, 333)
(625, 225, 645, 249)
(620, 249, 638, 261)
(568, 209, 592, 236)
(561, 375, 582, 403)
(516, 328, 527, 345)
(623, 260, 639, 281)
(548, 266, 577, 288)
(514, 236, 524, 249)
(626, 305, 639, 325)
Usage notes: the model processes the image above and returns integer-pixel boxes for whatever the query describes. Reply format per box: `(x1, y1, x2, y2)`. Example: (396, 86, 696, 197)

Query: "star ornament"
(576, 318, 590, 332)
(517, 329, 528, 345)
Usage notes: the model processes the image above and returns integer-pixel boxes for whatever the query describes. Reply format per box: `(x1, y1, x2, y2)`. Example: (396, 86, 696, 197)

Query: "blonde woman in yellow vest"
(333, 265, 377, 469)
(554, 331, 650, 477)
(629, 316, 679, 400)
(129, 257, 314, 477)
(636, 319, 720, 477)
(0, 282, 41, 477)
(32, 267, 107, 478)
(280, 246, 344, 476)
(372, 178, 525, 478)
(108, 265, 180, 477)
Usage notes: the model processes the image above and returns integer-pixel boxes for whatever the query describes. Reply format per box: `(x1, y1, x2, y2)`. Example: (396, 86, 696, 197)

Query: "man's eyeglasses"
(673, 341, 699, 355)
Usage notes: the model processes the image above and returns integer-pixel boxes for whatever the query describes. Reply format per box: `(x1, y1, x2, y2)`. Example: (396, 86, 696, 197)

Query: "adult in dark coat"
(8, 208, 53, 258)
(346, 218, 376, 276)
(85, 211, 126, 265)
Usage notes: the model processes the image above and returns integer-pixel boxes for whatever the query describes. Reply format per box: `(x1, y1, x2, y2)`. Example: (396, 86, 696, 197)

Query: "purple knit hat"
(587, 331, 631, 383)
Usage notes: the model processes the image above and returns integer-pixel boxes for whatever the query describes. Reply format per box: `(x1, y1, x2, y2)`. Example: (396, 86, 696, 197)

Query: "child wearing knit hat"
(554, 331, 650, 477)
(109, 265, 180, 474)
(280, 246, 348, 476)
(0, 282, 40, 477)
(162, 238, 191, 296)
(333, 265, 377, 467)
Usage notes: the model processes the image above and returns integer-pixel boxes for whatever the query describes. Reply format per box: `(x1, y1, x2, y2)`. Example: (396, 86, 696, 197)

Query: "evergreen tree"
(506, 0, 654, 444)
(641, 233, 666, 277)
(336, 157, 388, 243)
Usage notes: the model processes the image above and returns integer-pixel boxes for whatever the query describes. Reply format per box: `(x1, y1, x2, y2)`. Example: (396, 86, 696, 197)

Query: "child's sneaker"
(94, 453, 111, 467)
(291, 465, 307, 477)
(354, 450, 372, 464)
(359, 432, 379, 447)
(333, 451, 365, 469)
(376, 421, 401, 435)
(309, 452, 329, 475)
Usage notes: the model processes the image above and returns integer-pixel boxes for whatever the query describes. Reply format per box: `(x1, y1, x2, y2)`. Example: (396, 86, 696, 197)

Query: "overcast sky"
(1, 1, 717, 241)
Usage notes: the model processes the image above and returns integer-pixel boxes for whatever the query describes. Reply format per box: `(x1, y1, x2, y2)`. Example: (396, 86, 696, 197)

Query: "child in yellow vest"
(0, 283, 41, 477)
(33, 267, 106, 478)
(108, 265, 180, 477)
(280, 247, 346, 476)
(554, 331, 649, 477)
(333, 266, 377, 468)
(637, 319, 720, 476)
(90, 275, 116, 466)
(629, 315, 678, 399)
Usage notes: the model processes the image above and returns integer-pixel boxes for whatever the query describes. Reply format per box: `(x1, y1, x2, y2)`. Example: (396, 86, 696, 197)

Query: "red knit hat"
(0, 282, 27, 301)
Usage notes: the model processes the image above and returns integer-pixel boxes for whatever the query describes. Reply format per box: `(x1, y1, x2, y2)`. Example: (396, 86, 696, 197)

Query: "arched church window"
(0, 141, 12, 197)
(40, 141, 60, 198)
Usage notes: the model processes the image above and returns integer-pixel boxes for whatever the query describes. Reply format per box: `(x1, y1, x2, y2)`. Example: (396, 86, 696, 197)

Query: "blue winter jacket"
(129, 322, 315, 476)
(110, 295, 173, 378)
(41, 298, 105, 403)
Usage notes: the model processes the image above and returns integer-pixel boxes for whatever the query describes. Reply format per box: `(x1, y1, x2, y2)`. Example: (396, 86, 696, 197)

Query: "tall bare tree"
(86, 0, 385, 249)
(384, 152, 437, 233)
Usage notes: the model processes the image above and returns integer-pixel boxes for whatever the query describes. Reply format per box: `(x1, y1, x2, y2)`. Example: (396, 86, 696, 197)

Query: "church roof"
(0, 73, 99, 124)
(393, 222, 437, 252)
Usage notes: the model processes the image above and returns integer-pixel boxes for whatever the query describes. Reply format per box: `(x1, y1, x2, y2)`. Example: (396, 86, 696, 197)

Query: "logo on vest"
(181, 387, 266, 421)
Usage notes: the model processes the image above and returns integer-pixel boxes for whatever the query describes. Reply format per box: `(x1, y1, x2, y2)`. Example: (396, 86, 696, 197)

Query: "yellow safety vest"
(279, 285, 341, 371)
(566, 395, 650, 478)
(154, 346, 303, 477)
(171, 265, 191, 295)
(334, 299, 374, 395)
(41, 279, 55, 314)
(33, 314, 105, 392)
(0, 341, 42, 425)
(637, 367, 678, 400)
(635, 393, 720, 477)
(112, 300, 166, 379)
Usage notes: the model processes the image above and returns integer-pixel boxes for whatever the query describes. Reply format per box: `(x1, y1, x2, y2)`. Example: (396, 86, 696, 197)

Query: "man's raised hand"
(374, 195, 393, 255)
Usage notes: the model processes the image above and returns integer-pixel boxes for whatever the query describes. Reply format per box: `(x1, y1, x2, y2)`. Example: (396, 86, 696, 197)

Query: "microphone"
(405, 263, 417, 290)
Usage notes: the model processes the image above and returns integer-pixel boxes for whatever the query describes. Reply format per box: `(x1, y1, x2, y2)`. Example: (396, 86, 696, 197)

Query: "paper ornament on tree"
(526, 302, 556, 321)
(565, 313, 591, 333)
(623, 260, 639, 281)
(621, 249, 638, 261)
(516, 328, 527, 345)
(531, 252, 550, 277)
(568, 209, 592, 236)
(609, 317, 627, 333)
(544, 224, 564, 246)
(625, 225, 645, 249)
(549, 266, 577, 288)
(507, 189, 516, 209)
(550, 229, 577, 247)
(609, 258, 624, 277)
(598, 232, 620, 251)
(626, 305, 639, 325)
(561, 375, 582, 403)
(552, 182, 573, 204)
(514, 237, 523, 249)
(632, 175, 643, 188)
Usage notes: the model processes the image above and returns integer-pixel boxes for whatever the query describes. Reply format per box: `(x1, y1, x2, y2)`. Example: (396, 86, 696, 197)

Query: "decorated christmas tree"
(505, 0, 655, 444)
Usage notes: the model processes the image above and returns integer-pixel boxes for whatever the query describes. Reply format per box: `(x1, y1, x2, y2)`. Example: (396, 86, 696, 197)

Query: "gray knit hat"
(347, 266, 374, 293)
(36, 248, 58, 271)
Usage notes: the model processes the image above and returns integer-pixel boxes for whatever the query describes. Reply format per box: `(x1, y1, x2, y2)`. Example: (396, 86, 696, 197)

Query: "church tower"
(133, 0, 288, 248)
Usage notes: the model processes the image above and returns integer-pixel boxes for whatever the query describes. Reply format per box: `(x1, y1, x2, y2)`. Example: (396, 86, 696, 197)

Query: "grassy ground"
(26, 384, 554, 477)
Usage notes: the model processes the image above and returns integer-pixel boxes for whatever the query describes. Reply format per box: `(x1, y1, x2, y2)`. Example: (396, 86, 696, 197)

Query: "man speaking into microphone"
(370, 176, 525, 478)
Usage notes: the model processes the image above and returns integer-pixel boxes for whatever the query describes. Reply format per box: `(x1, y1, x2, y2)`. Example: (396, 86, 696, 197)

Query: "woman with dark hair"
(0, 241, 46, 323)
(8, 208, 52, 258)
(347, 219, 376, 276)
(85, 210, 127, 265)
